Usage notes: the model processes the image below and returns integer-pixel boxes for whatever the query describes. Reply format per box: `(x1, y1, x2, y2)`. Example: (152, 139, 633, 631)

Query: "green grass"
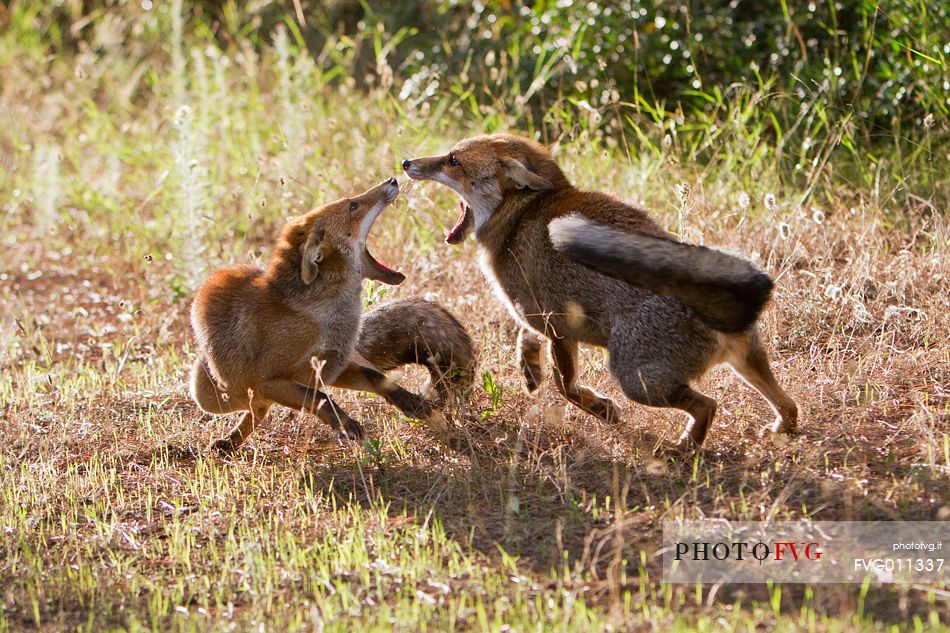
(1, 449, 606, 631)
(1, 2, 949, 631)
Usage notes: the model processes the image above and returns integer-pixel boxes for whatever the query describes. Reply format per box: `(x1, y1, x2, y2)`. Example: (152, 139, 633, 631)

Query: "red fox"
(403, 134, 797, 452)
(189, 178, 445, 452)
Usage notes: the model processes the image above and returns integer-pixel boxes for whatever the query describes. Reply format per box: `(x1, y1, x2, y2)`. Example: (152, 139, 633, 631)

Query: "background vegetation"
(1, 0, 948, 630)
(18, 0, 950, 209)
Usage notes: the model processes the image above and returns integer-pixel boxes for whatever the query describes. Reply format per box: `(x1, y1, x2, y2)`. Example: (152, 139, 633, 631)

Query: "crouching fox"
(189, 178, 448, 452)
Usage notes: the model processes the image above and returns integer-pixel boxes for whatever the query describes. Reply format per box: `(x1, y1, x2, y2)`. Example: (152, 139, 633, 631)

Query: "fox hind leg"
(190, 357, 272, 453)
(666, 386, 718, 451)
(726, 331, 798, 434)
(213, 401, 272, 454)
(611, 360, 718, 451)
(191, 357, 245, 413)
(608, 312, 720, 449)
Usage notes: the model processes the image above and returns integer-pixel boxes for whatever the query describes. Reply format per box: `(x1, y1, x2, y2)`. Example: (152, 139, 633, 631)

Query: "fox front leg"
(312, 394, 366, 442)
(549, 337, 621, 424)
(258, 380, 365, 442)
(517, 329, 545, 393)
(331, 363, 448, 432)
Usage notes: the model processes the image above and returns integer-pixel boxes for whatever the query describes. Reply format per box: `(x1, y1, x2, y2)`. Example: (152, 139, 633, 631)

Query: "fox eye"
(349, 200, 359, 211)
(447, 154, 460, 167)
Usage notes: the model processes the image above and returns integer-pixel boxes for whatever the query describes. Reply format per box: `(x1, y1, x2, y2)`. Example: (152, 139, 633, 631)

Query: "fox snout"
(362, 176, 400, 209)
(346, 177, 399, 225)
(401, 157, 443, 180)
(351, 177, 400, 239)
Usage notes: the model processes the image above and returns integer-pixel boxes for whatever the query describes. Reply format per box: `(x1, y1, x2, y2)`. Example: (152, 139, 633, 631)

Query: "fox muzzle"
(401, 156, 444, 180)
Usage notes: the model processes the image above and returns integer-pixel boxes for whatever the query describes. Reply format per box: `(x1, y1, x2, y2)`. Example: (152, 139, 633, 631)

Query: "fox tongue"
(445, 202, 474, 245)
(361, 246, 405, 285)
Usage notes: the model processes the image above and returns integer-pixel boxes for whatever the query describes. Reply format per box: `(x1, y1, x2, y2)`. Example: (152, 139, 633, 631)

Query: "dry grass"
(1, 4, 949, 631)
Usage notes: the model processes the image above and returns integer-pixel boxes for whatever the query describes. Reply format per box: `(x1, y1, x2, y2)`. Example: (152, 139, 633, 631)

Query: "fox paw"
(425, 410, 451, 434)
(211, 437, 241, 454)
(760, 416, 797, 437)
(390, 388, 436, 421)
(336, 417, 365, 442)
(654, 434, 703, 458)
(521, 371, 542, 394)
(164, 443, 198, 461)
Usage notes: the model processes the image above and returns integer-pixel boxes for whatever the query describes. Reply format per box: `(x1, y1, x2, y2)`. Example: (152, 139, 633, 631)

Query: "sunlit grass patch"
(0, 2, 948, 631)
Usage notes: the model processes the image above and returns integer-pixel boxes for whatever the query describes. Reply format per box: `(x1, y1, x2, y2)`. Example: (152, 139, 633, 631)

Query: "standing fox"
(403, 134, 797, 451)
(189, 178, 452, 452)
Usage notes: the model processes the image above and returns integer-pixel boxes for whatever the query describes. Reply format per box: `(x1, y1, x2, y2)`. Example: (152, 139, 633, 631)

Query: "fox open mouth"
(359, 182, 406, 285)
(361, 245, 404, 285)
(446, 201, 474, 245)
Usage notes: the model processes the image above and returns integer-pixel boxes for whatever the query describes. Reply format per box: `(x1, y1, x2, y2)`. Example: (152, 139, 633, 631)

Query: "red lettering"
(774, 542, 801, 561)
(775, 542, 823, 561)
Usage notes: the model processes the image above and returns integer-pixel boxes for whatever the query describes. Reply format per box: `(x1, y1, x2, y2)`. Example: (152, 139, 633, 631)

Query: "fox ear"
(499, 156, 552, 191)
(300, 230, 327, 285)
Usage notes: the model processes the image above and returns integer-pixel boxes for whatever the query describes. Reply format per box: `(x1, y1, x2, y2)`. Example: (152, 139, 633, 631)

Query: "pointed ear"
(299, 230, 327, 285)
(499, 156, 552, 191)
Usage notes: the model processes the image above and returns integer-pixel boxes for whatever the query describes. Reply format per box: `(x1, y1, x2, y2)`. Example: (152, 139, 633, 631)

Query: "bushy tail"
(548, 215, 773, 333)
(356, 298, 476, 405)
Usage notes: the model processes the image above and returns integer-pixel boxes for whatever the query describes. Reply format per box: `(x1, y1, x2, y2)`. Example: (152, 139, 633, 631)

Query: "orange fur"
(189, 179, 442, 453)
